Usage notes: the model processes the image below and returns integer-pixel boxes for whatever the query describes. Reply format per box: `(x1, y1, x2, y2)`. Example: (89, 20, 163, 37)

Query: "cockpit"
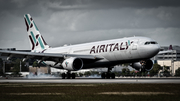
(144, 41, 158, 45)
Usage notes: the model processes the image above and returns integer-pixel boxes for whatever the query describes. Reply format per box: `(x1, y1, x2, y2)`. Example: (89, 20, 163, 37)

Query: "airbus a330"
(0, 14, 160, 79)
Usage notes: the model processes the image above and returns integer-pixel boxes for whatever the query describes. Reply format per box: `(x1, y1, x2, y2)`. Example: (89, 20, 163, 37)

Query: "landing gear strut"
(139, 60, 146, 76)
(62, 71, 76, 79)
(101, 67, 115, 79)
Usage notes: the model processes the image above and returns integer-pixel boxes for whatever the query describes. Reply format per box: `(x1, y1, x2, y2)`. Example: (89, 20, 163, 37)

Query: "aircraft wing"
(0, 50, 103, 62)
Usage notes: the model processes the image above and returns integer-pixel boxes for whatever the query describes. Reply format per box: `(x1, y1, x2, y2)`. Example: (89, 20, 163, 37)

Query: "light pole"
(171, 59, 174, 76)
(3, 60, 5, 75)
(20, 61, 21, 73)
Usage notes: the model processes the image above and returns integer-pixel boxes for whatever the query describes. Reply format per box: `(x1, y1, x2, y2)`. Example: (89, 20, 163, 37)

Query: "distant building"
(153, 45, 180, 76)
(157, 60, 180, 76)
(155, 45, 180, 61)
(29, 66, 50, 74)
(0, 48, 16, 51)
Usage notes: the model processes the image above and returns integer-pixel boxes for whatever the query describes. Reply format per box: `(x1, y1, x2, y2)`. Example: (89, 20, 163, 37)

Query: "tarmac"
(0, 77, 180, 83)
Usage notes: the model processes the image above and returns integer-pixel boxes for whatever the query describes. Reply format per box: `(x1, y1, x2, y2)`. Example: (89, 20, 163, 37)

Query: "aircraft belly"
(82, 58, 143, 69)
(83, 60, 115, 69)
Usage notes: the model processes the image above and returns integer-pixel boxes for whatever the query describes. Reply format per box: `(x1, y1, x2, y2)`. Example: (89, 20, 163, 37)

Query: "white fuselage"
(44, 36, 160, 69)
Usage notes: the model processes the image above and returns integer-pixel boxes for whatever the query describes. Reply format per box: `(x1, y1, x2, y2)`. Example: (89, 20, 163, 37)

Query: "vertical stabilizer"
(24, 14, 49, 52)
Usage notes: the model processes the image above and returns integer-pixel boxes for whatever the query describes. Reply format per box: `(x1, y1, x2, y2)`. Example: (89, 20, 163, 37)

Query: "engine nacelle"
(131, 60, 153, 71)
(62, 57, 83, 71)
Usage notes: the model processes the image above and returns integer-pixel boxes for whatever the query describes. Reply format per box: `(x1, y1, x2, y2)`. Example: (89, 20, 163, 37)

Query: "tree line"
(0, 58, 180, 77)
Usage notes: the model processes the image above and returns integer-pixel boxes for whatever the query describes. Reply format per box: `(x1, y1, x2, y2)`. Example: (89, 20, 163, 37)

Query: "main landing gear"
(61, 71, 76, 79)
(101, 67, 115, 79)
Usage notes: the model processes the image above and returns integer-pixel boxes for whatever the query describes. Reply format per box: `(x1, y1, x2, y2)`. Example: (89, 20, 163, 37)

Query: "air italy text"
(90, 41, 133, 54)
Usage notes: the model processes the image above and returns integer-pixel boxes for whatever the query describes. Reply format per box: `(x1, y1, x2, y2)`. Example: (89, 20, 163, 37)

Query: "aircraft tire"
(111, 73, 115, 79)
(67, 73, 71, 79)
(72, 73, 76, 79)
(62, 73, 66, 79)
(101, 73, 105, 79)
(106, 72, 110, 79)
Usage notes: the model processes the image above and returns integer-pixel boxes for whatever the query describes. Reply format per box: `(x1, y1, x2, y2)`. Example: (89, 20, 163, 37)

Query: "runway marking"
(0, 84, 96, 87)
(98, 92, 174, 95)
(6, 92, 174, 96)
(0, 78, 180, 83)
(6, 93, 64, 95)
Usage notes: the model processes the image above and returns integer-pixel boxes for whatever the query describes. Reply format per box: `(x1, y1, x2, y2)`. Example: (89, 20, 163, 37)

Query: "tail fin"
(24, 14, 49, 52)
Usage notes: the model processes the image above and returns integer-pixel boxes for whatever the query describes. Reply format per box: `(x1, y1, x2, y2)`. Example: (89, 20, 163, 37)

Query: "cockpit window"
(145, 41, 157, 45)
(151, 41, 157, 44)
(145, 42, 150, 45)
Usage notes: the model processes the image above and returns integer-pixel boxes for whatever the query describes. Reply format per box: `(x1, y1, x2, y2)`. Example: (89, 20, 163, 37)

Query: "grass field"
(0, 83, 180, 101)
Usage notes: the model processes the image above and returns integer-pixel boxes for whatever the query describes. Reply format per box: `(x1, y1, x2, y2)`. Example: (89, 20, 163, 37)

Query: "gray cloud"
(0, 0, 180, 50)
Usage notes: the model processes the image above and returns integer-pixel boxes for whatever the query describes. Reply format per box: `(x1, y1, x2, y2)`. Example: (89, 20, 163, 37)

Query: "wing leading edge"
(0, 50, 103, 62)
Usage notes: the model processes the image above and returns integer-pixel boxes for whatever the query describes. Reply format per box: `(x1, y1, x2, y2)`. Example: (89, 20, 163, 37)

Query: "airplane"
(0, 14, 160, 79)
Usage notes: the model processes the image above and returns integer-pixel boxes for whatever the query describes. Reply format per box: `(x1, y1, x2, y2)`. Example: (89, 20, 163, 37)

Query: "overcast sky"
(0, 0, 180, 50)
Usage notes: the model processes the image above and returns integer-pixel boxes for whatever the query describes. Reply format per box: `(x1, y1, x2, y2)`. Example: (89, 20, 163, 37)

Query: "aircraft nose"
(152, 44, 160, 55)
(140, 44, 160, 58)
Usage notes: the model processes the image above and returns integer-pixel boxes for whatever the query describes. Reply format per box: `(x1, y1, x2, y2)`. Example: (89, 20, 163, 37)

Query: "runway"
(0, 77, 180, 83)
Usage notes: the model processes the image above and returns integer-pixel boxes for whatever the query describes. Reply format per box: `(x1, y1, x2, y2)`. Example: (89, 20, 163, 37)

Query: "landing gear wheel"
(67, 72, 71, 79)
(101, 72, 115, 79)
(62, 72, 75, 79)
(111, 73, 115, 79)
(101, 73, 105, 79)
(106, 72, 110, 79)
(62, 73, 66, 79)
(72, 73, 76, 79)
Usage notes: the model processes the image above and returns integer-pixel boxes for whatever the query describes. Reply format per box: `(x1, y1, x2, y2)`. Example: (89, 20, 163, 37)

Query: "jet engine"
(62, 57, 83, 71)
(131, 60, 153, 71)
